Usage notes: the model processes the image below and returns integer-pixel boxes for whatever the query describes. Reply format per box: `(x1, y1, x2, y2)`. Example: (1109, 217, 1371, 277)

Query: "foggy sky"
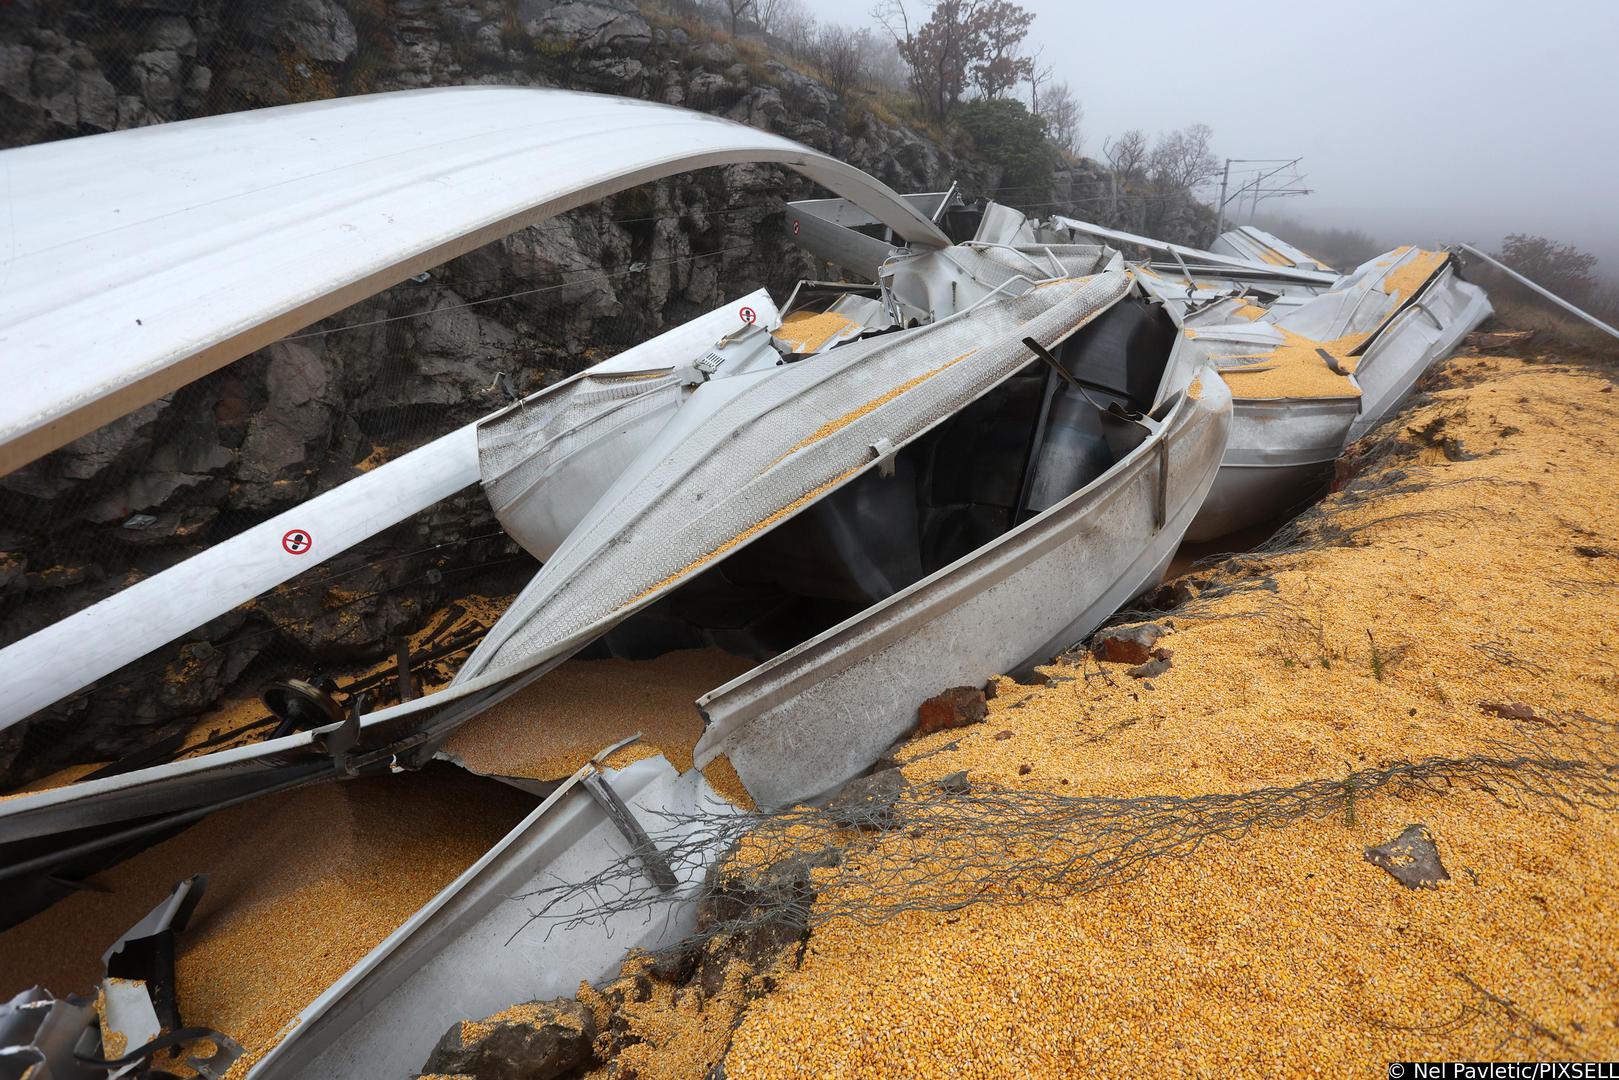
(811, 0, 1619, 273)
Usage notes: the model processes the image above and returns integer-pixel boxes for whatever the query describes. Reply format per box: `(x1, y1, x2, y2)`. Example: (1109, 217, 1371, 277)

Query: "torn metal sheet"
(695, 374, 1230, 808)
(785, 190, 962, 278)
(452, 271, 1132, 688)
(0, 988, 95, 1080)
(0, 876, 243, 1080)
(478, 289, 781, 562)
(97, 979, 160, 1080)
(247, 755, 740, 1080)
(1212, 224, 1336, 273)
(5, 140, 1254, 1080)
(1047, 215, 1339, 286)
(1341, 253, 1492, 440)
(1169, 244, 1490, 539)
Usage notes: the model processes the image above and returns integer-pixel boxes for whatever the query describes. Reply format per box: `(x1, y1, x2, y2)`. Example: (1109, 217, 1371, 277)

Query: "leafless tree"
(721, 0, 755, 36)
(1103, 128, 1148, 183)
(774, 0, 817, 57)
(1026, 48, 1052, 113)
(754, 0, 789, 35)
(811, 25, 871, 100)
(861, 32, 910, 91)
(1148, 122, 1220, 193)
(1039, 80, 1082, 157)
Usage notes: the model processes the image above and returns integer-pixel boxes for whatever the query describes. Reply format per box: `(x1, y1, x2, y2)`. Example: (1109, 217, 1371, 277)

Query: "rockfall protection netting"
(509, 713, 1619, 953)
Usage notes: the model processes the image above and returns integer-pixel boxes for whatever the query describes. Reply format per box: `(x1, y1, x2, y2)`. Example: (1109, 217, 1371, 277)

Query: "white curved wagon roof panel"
(0, 86, 948, 473)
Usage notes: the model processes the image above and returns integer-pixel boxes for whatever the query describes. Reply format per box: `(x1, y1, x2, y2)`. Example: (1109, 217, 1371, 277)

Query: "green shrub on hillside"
(957, 98, 1052, 201)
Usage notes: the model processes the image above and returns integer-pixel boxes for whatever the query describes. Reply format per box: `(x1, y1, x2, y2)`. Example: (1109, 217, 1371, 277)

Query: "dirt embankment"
(470, 340, 1619, 1077)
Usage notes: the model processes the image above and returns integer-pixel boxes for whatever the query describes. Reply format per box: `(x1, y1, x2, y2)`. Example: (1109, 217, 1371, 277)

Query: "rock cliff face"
(0, 0, 1175, 786)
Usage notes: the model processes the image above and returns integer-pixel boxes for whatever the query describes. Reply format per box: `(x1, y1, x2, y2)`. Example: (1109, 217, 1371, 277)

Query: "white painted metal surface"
(0, 290, 776, 733)
(1183, 397, 1358, 542)
(480, 289, 780, 561)
(0, 266, 1129, 851)
(0, 86, 947, 474)
(456, 271, 1129, 687)
(785, 191, 955, 279)
(0, 429, 476, 732)
(1047, 215, 1338, 286)
(1179, 247, 1491, 540)
(1212, 225, 1336, 273)
(1346, 259, 1492, 441)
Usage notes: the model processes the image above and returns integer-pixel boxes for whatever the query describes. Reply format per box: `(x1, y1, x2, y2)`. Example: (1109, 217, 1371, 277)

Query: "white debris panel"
(0, 86, 948, 473)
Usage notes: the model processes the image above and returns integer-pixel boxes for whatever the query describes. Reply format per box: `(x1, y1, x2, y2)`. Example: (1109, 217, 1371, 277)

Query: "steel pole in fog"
(1214, 158, 1232, 237)
(1460, 243, 1619, 341)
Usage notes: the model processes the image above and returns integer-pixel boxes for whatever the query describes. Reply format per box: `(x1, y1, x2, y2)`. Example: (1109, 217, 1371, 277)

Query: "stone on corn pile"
(914, 686, 987, 736)
(1089, 622, 1168, 664)
(824, 768, 908, 831)
(422, 998, 595, 1080)
(1364, 824, 1451, 890)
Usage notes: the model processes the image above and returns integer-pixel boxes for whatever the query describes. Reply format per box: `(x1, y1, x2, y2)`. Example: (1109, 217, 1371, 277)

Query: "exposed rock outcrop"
(0, 0, 1171, 787)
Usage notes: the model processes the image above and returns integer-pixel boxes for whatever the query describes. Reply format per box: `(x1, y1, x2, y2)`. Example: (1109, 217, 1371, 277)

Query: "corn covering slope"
(604, 349, 1619, 1076)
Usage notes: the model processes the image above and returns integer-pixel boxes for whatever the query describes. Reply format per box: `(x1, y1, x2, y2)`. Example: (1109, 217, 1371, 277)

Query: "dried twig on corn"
(510, 714, 1619, 954)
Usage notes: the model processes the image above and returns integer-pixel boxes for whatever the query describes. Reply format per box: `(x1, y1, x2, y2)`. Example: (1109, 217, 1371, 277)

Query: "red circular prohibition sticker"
(792, 219, 801, 235)
(739, 305, 757, 324)
(281, 529, 313, 556)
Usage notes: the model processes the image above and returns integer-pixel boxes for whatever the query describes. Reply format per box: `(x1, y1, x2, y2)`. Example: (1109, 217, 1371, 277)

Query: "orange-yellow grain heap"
(578, 955, 756, 1079)
(1382, 248, 1449, 301)
(772, 310, 857, 354)
(1210, 327, 1365, 399)
(0, 768, 535, 1079)
(576, 351, 1619, 1077)
(442, 649, 755, 779)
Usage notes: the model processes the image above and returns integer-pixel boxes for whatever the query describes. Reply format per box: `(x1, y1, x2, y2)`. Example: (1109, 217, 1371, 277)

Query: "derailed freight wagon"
(0, 88, 1229, 1076)
(1044, 216, 1491, 541)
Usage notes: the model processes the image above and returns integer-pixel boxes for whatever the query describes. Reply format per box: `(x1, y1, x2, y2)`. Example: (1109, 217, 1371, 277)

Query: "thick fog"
(812, 0, 1619, 274)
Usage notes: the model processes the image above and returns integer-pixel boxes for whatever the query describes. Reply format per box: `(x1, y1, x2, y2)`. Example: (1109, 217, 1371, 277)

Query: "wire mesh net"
(509, 712, 1619, 955)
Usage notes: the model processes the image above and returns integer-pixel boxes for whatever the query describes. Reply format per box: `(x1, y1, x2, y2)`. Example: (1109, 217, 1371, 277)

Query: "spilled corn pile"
(1208, 326, 1363, 399)
(548, 347, 1619, 1076)
(773, 310, 859, 354)
(443, 649, 755, 779)
(1200, 247, 1451, 401)
(0, 767, 535, 1078)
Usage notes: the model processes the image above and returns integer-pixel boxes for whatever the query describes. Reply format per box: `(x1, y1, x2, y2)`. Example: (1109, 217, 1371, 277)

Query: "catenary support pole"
(1459, 243, 1619, 342)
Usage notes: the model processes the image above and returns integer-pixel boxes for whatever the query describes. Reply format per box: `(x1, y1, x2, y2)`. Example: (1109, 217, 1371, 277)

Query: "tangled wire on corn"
(510, 715, 1619, 953)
